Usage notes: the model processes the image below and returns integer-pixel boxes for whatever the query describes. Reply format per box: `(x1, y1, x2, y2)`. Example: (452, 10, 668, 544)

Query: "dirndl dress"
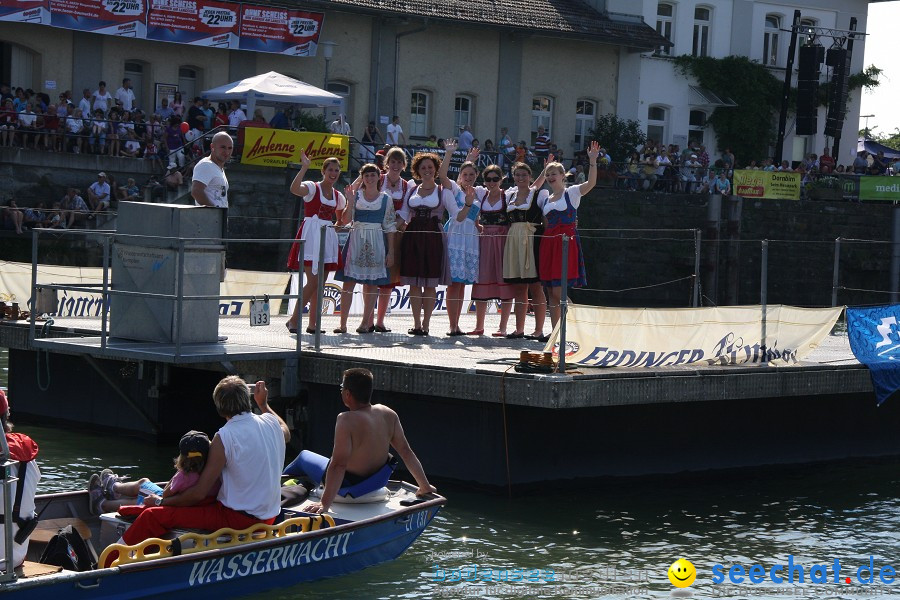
(286, 182, 345, 275)
(473, 195, 513, 301)
(503, 188, 544, 284)
(335, 192, 397, 286)
(539, 190, 587, 287)
(445, 185, 480, 285)
(379, 176, 409, 288)
(399, 185, 455, 288)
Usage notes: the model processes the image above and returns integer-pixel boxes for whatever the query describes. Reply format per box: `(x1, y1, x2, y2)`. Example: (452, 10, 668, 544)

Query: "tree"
(589, 113, 646, 163)
(293, 111, 329, 133)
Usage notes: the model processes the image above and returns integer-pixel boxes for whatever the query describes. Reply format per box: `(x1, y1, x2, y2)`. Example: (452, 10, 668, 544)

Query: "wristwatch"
(154, 496, 163, 506)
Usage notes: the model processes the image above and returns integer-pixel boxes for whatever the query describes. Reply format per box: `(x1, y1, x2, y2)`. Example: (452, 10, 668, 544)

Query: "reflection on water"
(15, 413, 900, 600)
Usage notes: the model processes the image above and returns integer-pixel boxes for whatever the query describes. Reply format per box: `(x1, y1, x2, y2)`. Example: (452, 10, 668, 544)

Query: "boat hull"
(2, 493, 442, 598)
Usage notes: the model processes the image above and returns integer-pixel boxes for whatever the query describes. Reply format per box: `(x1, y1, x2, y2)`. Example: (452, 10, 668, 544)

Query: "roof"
(299, 0, 670, 50)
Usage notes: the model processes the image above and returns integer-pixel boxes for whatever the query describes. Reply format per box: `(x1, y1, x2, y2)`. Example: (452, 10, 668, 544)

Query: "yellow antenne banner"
(241, 127, 349, 169)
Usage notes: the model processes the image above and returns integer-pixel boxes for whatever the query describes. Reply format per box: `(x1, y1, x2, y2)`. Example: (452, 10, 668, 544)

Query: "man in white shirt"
(191, 132, 233, 208)
(115, 78, 135, 112)
(329, 114, 351, 136)
(228, 101, 247, 128)
(386, 115, 405, 146)
(87, 172, 111, 213)
(105, 376, 290, 565)
(91, 81, 113, 114)
(78, 89, 92, 119)
(457, 125, 474, 151)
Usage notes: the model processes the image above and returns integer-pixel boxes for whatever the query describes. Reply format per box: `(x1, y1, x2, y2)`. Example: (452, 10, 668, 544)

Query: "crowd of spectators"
(0, 79, 276, 168)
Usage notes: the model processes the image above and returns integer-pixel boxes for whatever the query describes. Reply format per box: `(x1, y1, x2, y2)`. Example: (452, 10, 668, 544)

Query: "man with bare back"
(288, 368, 436, 514)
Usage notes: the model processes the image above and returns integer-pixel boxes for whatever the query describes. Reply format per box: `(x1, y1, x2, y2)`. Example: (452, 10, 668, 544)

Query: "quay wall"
(1, 151, 894, 308)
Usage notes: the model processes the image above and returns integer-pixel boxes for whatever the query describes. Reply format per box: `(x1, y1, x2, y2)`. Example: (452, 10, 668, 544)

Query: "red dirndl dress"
(286, 182, 343, 274)
(539, 190, 587, 288)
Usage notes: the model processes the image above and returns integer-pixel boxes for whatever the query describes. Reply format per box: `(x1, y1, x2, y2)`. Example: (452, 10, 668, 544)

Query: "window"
(454, 95, 473, 131)
(124, 61, 145, 112)
(178, 67, 200, 102)
(575, 100, 597, 150)
(0, 42, 37, 90)
(326, 81, 351, 124)
(656, 3, 674, 55)
(799, 18, 817, 48)
(531, 95, 553, 143)
(763, 15, 780, 66)
(688, 110, 707, 148)
(647, 105, 667, 144)
(410, 91, 429, 137)
(693, 7, 711, 57)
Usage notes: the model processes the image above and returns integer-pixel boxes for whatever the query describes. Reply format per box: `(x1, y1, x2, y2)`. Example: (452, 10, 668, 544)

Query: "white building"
(602, 0, 872, 167)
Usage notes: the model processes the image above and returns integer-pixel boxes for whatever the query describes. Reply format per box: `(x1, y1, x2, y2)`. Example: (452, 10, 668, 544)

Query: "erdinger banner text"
(241, 128, 349, 169)
(847, 304, 900, 405)
(543, 304, 842, 368)
(0, 261, 288, 317)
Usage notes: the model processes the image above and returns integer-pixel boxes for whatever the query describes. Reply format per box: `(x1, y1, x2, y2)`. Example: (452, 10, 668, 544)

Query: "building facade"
(605, 0, 871, 166)
(0, 0, 665, 158)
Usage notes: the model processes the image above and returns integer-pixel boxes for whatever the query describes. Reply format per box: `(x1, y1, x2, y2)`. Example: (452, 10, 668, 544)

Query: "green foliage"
(588, 113, 646, 162)
(674, 55, 782, 163)
(871, 128, 900, 151)
(293, 111, 329, 133)
(848, 65, 882, 92)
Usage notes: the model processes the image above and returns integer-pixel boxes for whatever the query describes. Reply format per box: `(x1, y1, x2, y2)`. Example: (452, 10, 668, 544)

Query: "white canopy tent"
(200, 71, 343, 117)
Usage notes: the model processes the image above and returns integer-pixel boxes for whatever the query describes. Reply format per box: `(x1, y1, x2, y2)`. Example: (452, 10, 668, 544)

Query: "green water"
(4, 348, 900, 598)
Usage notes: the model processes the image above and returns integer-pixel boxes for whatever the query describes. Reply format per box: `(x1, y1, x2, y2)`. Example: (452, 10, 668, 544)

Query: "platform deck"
(0, 312, 870, 409)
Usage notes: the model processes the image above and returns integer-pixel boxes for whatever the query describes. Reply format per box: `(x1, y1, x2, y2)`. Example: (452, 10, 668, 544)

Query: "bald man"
(191, 131, 233, 208)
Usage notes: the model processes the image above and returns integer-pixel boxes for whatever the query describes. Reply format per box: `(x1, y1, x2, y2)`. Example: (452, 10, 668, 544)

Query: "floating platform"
(1, 313, 889, 487)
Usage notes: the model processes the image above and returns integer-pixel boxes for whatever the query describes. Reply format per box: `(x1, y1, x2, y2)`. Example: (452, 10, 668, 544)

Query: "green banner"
(859, 176, 900, 201)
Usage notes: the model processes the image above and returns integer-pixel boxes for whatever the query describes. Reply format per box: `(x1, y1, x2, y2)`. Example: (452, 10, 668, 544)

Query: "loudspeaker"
(824, 47, 850, 137)
(796, 45, 823, 136)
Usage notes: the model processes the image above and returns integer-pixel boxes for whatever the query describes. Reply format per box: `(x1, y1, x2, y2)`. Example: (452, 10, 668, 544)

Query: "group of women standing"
(284, 140, 602, 340)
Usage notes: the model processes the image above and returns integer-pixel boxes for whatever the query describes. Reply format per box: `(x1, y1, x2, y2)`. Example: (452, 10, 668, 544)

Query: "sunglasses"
(484, 177, 501, 182)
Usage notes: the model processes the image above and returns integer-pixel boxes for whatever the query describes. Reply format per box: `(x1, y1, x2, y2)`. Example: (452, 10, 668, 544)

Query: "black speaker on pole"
(796, 45, 823, 136)
(824, 47, 850, 138)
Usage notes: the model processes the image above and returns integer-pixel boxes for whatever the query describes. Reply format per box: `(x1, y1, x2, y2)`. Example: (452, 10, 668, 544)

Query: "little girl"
(88, 430, 220, 515)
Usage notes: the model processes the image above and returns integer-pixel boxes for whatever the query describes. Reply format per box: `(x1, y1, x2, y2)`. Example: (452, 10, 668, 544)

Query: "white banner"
(0, 261, 289, 317)
(287, 272, 498, 316)
(544, 304, 843, 367)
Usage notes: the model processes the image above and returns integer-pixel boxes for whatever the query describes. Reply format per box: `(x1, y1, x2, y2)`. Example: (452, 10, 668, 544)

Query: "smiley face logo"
(668, 558, 696, 587)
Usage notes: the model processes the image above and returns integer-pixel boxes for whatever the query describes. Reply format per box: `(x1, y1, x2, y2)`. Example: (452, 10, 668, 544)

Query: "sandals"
(356, 325, 375, 334)
(306, 328, 324, 334)
(466, 329, 485, 336)
(373, 324, 391, 333)
(491, 331, 507, 338)
(408, 328, 428, 336)
(506, 332, 525, 339)
(446, 330, 465, 337)
(286, 322, 297, 334)
(333, 327, 347, 334)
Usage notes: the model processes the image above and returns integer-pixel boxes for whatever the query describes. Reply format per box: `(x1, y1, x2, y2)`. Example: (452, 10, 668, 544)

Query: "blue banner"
(847, 305, 900, 405)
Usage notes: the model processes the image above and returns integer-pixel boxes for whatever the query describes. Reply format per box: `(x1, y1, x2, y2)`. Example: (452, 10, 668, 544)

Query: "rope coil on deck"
(98, 514, 336, 568)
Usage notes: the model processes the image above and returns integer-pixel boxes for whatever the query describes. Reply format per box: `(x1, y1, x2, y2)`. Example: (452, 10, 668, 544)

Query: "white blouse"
(540, 185, 582, 215)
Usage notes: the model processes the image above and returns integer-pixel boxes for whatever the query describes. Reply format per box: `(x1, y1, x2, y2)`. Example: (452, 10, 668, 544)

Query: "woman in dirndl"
(539, 140, 599, 329)
(503, 161, 548, 341)
(373, 147, 411, 332)
(397, 152, 459, 336)
(333, 163, 398, 334)
(285, 152, 346, 334)
(437, 139, 480, 336)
